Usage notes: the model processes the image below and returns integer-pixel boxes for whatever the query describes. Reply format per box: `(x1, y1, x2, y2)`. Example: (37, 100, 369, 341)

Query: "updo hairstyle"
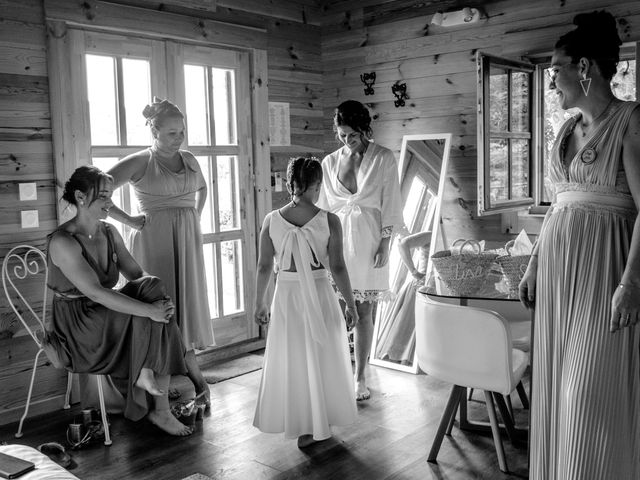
(555, 10, 621, 81)
(62, 165, 113, 206)
(286, 157, 323, 201)
(333, 100, 373, 139)
(142, 97, 184, 129)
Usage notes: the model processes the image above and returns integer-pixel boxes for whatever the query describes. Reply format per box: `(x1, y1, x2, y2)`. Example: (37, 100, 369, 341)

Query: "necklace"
(579, 98, 615, 137)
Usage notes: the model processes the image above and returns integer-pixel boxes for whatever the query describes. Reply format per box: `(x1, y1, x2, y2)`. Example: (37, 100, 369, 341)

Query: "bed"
(0, 444, 80, 480)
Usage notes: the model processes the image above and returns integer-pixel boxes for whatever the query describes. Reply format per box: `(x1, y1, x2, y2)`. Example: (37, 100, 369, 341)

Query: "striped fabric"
(530, 102, 640, 479)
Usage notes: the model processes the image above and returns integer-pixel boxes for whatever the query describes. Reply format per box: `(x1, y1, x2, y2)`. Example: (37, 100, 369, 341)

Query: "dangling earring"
(580, 76, 591, 97)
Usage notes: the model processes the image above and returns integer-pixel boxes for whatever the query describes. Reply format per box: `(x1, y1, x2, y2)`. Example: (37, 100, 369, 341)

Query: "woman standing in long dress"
(519, 11, 640, 479)
(253, 157, 358, 448)
(108, 98, 213, 406)
(318, 100, 404, 400)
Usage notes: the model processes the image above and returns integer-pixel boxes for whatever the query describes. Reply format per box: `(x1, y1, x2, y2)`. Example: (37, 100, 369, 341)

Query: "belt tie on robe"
(339, 199, 365, 258)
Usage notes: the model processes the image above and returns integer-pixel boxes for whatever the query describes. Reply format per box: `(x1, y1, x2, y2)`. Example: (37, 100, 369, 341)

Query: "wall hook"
(360, 72, 376, 95)
(392, 81, 409, 107)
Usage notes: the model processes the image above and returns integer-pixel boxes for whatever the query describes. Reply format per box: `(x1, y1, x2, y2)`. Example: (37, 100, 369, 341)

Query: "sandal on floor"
(194, 389, 211, 410)
(38, 442, 71, 468)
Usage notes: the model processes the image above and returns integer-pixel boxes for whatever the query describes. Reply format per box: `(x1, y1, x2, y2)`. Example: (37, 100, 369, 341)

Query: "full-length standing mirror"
(370, 133, 451, 373)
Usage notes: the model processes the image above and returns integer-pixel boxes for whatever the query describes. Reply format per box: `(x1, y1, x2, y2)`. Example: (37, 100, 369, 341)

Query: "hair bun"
(574, 10, 620, 45)
(142, 104, 155, 120)
(142, 97, 182, 126)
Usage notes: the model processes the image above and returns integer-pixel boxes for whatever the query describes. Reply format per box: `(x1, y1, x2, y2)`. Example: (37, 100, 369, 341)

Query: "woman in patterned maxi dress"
(519, 11, 640, 479)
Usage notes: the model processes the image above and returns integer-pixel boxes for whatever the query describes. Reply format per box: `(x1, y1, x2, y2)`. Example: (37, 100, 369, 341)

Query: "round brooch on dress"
(580, 148, 597, 164)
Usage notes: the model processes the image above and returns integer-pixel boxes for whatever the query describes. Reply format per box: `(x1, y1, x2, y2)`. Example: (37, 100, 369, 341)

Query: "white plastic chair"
(2, 245, 112, 445)
(468, 317, 531, 412)
(415, 294, 528, 473)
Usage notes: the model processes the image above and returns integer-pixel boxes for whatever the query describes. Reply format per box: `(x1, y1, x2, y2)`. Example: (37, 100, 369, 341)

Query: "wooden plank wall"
(320, 0, 640, 245)
(0, 0, 323, 425)
(0, 0, 67, 426)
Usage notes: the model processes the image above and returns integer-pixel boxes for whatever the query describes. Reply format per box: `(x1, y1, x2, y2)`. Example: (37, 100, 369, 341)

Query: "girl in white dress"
(318, 100, 404, 400)
(253, 157, 359, 448)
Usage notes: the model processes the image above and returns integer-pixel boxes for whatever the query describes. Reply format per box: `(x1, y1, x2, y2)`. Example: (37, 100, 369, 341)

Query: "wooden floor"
(0, 361, 530, 479)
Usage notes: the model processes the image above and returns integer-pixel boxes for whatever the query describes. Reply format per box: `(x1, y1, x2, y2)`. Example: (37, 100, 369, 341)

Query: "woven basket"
(496, 240, 531, 297)
(431, 239, 498, 296)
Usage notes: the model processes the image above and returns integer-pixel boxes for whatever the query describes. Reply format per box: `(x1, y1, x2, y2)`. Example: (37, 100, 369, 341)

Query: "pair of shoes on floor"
(38, 442, 71, 468)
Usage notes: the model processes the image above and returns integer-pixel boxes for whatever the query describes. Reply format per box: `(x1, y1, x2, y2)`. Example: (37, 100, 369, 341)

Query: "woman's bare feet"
(297, 435, 318, 448)
(148, 409, 193, 436)
(135, 368, 164, 396)
(355, 378, 370, 401)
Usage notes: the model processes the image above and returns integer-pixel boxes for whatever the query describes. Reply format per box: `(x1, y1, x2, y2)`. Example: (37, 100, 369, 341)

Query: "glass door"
(170, 43, 258, 346)
(78, 32, 258, 347)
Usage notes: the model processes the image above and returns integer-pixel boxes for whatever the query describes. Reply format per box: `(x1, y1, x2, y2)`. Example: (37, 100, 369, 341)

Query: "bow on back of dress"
(279, 227, 329, 345)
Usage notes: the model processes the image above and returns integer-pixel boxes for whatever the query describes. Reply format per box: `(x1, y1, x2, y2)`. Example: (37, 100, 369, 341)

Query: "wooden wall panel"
(321, 0, 640, 243)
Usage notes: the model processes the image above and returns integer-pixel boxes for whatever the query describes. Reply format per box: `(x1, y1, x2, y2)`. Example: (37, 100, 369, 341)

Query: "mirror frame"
(369, 133, 452, 374)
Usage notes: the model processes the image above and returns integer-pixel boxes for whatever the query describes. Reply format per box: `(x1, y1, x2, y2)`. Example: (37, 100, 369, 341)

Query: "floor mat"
(201, 353, 264, 384)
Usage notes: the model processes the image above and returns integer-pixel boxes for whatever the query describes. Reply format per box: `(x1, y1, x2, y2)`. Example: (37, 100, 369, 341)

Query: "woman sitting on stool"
(46, 165, 192, 436)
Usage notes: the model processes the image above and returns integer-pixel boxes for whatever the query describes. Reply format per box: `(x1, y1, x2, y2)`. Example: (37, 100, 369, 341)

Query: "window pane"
(184, 65, 210, 146)
(612, 59, 636, 101)
(490, 139, 508, 202)
(202, 243, 219, 319)
(511, 139, 529, 199)
(212, 68, 237, 145)
(217, 155, 240, 231)
(489, 67, 508, 131)
(196, 156, 214, 234)
(122, 58, 151, 146)
(221, 239, 244, 315)
(86, 54, 118, 145)
(511, 71, 530, 132)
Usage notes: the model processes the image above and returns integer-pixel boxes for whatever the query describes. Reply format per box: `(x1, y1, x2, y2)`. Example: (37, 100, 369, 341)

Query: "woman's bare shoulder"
(109, 149, 150, 182)
(48, 228, 80, 260)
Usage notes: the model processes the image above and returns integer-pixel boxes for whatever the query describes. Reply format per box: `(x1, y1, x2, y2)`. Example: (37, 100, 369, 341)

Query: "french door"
(71, 30, 258, 347)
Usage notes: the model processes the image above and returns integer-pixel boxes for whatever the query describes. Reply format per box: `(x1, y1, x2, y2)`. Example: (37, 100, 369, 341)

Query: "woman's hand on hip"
(518, 257, 538, 310)
(610, 284, 640, 332)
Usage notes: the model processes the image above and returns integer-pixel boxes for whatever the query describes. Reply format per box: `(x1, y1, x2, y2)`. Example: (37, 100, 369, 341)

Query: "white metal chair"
(2, 245, 112, 445)
(415, 294, 528, 473)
